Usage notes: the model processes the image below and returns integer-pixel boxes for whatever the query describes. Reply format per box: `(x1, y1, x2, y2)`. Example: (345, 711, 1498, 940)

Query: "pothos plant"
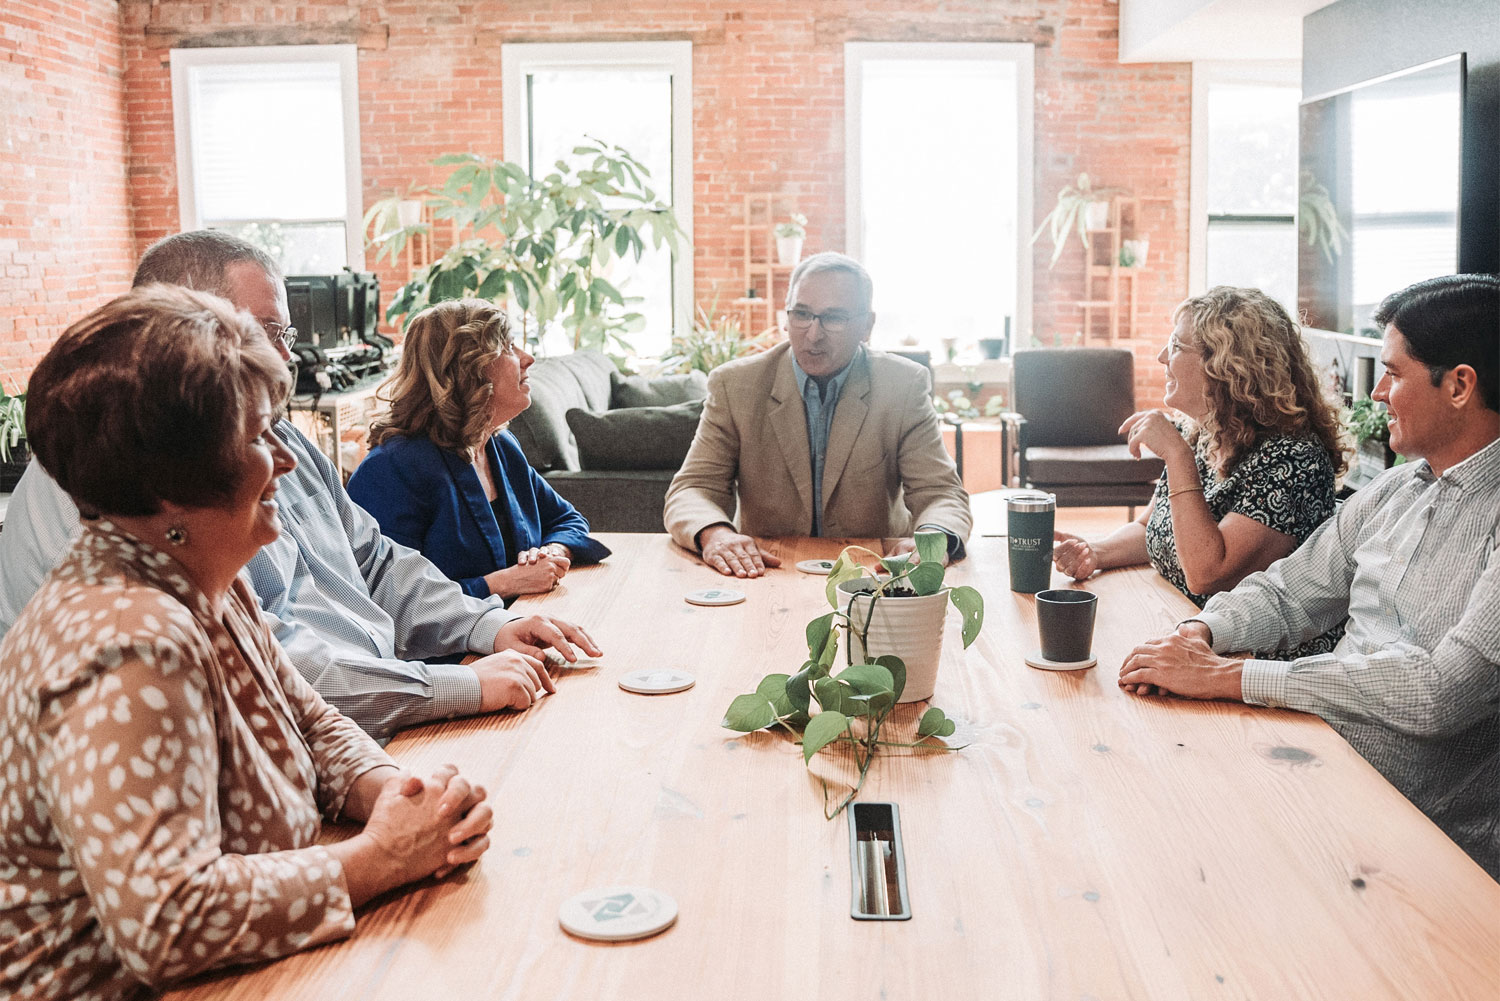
(721, 533, 984, 819)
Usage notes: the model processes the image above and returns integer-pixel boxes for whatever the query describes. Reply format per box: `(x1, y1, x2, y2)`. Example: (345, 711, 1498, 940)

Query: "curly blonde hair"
(1175, 287, 1349, 477)
(369, 299, 512, 453)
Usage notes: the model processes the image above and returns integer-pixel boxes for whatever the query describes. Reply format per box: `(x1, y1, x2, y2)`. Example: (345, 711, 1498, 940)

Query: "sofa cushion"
(565, 400, 705, 471)
(610, 369, 709, 409)
(1024, 444, 1164, 485)
(507, 350, 617, 472)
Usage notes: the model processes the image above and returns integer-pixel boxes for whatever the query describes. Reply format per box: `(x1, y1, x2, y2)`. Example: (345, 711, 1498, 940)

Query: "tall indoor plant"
(1031, 172, 1124, 267)
(365, 139, 687, 359)
(721, 533, 983, 818)
(0, 386, 27, 492)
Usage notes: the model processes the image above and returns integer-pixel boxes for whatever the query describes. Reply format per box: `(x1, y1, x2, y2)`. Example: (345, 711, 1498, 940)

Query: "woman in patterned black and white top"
(1053, 286, 1349, 658)
(0, 287, 494, 1001)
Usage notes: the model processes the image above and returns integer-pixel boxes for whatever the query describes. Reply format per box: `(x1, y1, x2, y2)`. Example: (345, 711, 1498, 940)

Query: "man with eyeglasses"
(0, 230, 601, 741)
(665, 251, 971, 577)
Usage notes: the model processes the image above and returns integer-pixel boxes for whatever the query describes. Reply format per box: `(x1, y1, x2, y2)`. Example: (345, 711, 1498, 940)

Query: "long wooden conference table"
(166, 535, 1499, 1001)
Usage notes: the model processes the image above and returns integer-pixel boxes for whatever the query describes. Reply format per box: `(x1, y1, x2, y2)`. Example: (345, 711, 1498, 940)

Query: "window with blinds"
(170, 46, 362, 274)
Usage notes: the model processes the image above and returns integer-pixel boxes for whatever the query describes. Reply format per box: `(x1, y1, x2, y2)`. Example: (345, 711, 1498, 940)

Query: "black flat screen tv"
(1297, 53, 1465, 337)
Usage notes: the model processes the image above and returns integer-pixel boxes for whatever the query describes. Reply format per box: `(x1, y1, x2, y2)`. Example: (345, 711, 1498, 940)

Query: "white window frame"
(844, 41, 1035, 361)
(1188, 60, 1300, 296)
(501, 41, 694, 344)
(170, 44, 365, 271)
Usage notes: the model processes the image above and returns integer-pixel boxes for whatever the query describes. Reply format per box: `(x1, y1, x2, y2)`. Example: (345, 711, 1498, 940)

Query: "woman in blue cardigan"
(349, 299, 609, 601)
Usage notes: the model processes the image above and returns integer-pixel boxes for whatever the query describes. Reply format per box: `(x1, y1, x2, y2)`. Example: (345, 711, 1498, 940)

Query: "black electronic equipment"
(285, 270, 390, 398)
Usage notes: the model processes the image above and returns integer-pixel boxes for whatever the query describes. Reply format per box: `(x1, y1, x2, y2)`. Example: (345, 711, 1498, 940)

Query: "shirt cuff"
(467, 604, 518, 654)
(1191, 611, 1236, 652)
(429, 661, 484, 719)
(1240, 658, 1291, 707)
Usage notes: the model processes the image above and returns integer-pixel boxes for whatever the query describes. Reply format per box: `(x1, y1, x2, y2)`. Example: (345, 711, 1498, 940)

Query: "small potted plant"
(721, 533, 983, 818)
(0, 386, 27, 492)
(1347, 396, 1397, 479)
(774, 213, 807, 265)
(1031, 173, 1124, 267)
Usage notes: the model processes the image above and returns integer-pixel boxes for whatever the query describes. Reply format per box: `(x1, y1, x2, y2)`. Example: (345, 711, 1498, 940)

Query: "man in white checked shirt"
(1118, 274, 1500, 878)
(0, 231, 602, 742)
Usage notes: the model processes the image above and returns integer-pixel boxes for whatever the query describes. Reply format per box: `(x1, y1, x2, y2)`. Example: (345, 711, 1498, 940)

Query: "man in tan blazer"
(665, 252, 972, 577)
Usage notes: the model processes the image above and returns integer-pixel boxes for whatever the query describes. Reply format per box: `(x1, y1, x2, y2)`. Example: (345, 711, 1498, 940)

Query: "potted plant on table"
(1031, 173, 1124, 267)
(721, 532, 984, 819)
(1347, 396, 1399, 479)
(0, 386, 26, 493)
(774, 213, 807, 265)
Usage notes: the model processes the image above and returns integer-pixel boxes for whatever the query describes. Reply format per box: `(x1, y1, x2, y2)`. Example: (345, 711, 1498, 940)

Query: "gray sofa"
(508, 350, 721, 533)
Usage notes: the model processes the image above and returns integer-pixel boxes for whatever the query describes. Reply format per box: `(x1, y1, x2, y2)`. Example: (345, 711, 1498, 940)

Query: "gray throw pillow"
(609, 368, 709, 409)
(565, 400, 705, 471)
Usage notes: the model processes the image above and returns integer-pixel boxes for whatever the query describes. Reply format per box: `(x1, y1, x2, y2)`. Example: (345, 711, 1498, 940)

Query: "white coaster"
(559, 886, 678, 942)
(1025, 650, 1097, 671)
(684, 588, 746, 606)
(545, 652, 602, 670)
(796, 558, 837, 575)
(618, 669, 696, 695)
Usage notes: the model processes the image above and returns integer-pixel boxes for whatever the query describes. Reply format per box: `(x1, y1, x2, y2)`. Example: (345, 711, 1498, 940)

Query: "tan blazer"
(664, 343, 971, 550)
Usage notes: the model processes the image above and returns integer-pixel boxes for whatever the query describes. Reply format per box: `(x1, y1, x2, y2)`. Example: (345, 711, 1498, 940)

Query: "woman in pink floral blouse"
(0, 286, 494, 1000)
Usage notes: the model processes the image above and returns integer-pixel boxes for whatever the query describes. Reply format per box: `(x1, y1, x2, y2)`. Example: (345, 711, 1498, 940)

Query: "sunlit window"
(846, 43, 1033, 360)
(503, 42, 692, 358)
(170, 46, 361, 273)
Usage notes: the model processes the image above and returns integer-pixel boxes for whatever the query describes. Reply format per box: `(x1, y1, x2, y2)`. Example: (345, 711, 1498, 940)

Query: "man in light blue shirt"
(1118, 275, 1500, 876)
(0, 231, 601, 741)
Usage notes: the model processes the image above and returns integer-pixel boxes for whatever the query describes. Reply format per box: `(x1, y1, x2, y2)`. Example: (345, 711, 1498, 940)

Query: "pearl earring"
(164, 525, 188, 546)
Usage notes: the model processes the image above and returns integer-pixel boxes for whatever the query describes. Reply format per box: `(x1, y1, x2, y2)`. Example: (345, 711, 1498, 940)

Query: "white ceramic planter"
(839, 581, 949, 703)
(776, 235, 804, 265)
(1085, 200, 1110, 230)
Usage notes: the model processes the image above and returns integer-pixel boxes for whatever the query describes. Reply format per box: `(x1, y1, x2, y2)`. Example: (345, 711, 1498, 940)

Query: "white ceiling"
(1118, 0, 1340, 62)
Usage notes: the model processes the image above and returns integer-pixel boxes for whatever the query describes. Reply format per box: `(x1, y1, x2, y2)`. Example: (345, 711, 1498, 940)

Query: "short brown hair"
(369, 299, 513, 453)
(133, 229, 282, 295)
(1174, 286, 1349, 477)
(26, 285, 292, 518)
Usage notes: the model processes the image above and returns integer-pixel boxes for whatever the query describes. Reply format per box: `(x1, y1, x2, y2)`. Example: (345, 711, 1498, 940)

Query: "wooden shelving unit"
(731, 193, 799, 337)
(1074, 196, 1145, 343)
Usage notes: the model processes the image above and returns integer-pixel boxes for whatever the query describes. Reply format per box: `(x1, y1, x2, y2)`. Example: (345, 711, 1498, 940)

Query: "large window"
(502, 42, 693, 357)
(1190, 63, 1299, 312)
(171, 45, 363, 273)
(845, 43, 1033, 361)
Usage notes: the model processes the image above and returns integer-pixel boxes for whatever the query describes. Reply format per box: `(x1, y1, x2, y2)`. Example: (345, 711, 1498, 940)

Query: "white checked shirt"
(1195, 435, 1500, 877)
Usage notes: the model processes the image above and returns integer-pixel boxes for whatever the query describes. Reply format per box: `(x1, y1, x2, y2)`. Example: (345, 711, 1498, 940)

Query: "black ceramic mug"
(1035, 589, 1098, 664)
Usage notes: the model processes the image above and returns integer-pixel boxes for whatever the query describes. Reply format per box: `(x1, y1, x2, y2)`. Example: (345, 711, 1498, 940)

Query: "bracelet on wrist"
(1167, 485, 1204, 499)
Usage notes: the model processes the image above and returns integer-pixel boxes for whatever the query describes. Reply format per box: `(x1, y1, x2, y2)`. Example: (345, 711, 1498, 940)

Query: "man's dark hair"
(132, 229, 282, 295)
(1372, 273, 1499, 412)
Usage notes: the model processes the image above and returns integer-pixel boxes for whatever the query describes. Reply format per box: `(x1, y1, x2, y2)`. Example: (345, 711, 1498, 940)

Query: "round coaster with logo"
(618, 669, 696, 695)
(559, 886, 678, 942)
(1024, 651, 1097, 671)
(796, 559, 837, 575)
(684, 588, 746, 607)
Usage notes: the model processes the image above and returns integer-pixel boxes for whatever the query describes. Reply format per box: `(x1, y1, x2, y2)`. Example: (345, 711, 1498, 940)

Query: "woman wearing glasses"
(0, 287, 492, 1000)
(1053, 286, 1349, 657)
(348, 299, 609, 600)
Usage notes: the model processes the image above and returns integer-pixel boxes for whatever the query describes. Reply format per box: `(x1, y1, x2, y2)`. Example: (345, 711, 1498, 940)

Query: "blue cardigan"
(347, 431, 610, 599)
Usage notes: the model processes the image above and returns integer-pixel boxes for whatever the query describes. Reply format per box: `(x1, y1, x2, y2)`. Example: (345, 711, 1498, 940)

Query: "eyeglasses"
(786, 307, 867, 335)
(263, 321, 298, 349)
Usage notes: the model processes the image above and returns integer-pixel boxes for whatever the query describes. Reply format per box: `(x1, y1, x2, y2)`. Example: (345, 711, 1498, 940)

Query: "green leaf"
(907, 560, 945, 596)
(873, 654, 907, 702)
(836, 662, 895, 697)
(802, 711, 849, 763)
(917, 707, 950, 738)
(476, 269, 508, 300)
(879, 554, 913, 576)
(756, 673, 790, 701)
(805, 612, 835, 662)
(916, 531, 947, 567)
(825, 552, 866, 608)
(722, 693, 776, 732)
(785, 665, 813, 715)
(949, 585, 985, 648)
(812, 676, 842, 713)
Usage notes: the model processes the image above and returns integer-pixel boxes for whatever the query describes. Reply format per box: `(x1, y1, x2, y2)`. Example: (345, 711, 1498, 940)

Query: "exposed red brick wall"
(7, 0, 1189, 408)
(0, 0, 135, 390)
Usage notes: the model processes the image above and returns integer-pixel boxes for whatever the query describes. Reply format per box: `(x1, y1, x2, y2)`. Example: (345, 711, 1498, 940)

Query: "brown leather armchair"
(1002, 348, 1164, 516)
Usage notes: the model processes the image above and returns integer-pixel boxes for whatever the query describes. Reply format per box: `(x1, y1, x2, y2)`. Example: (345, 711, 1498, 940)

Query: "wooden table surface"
(166, 535, 1500, 1001)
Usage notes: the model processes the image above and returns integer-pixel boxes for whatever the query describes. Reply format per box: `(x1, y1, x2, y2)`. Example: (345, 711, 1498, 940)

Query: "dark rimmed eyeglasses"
(263, 321, 298, 349)
(786, 307, 868, 335)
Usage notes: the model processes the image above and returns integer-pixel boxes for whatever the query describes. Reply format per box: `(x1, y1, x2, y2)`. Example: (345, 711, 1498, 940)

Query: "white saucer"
(684, 588, 746, 606)
(796, 559, 837, 575)
(1025, 650, 1097, 671)
(559, 886, 678, 942)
